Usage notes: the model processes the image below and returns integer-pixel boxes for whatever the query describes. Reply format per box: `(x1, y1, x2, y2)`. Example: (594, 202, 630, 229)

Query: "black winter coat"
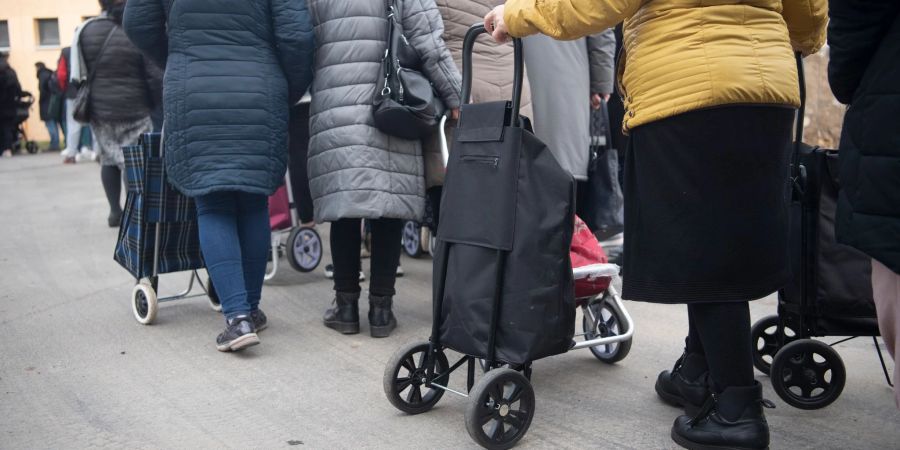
(829, 0, 900, 274)
(124, 0, 315, 198)
(0, 62, 21, 122)
(36, 67, 56, 121)
(80, 17, 161, 123)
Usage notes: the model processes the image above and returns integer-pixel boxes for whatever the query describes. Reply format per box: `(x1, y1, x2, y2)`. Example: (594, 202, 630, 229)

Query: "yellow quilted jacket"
(504, 0, 828, 131)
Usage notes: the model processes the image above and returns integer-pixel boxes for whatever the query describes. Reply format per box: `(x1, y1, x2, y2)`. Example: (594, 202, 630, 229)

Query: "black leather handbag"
(373, 0, 445, 140)
(581, 99, 625, 240)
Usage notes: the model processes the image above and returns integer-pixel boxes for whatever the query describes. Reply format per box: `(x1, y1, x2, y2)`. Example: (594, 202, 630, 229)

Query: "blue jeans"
(44, 120, 61, 150)
(195, 192, 270, 320)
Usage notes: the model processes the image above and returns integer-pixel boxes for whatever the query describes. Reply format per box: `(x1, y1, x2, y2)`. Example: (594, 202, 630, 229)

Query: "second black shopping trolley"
(383, 25, 635, 450)
(115, 133, 220, 324)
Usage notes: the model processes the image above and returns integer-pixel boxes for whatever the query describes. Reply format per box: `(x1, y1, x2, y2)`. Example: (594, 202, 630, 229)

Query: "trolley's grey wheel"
(132, 282, 158, 325)
(206, 278, 222, 312)
(582, 296, 632, 364)
(383, 341, 449, 415)
(771, 339, 846, 410)
(465, 368, 535, 450)
(287, 227, 323, 273)
(751, 315, 798, 375)
(402, 221, 423, 258)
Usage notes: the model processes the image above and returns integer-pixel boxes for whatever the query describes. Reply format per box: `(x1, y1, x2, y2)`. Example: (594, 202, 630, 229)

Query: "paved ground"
(1, 152, 898, 449)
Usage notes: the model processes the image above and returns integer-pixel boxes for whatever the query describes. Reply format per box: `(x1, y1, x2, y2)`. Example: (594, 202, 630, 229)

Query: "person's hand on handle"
(451, 108, 460, 120)
(591, 93, 611, 110)
(484, 5, 510, 43)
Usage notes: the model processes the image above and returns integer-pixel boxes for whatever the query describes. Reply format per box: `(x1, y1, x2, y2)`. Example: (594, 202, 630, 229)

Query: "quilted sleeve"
(271, 0, 316, 103)
(403, 0, 462, 109)
(123, 0, 168, 67)
(781, 0, 829, 56)
(586, 28, 616, 94)
(503, 0, 641, 40)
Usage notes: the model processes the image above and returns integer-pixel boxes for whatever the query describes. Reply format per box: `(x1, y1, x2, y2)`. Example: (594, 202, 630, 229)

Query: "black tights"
(101, 165, 123, 214)
(686, 301, 754, 392)
(330, 218, 403, 297)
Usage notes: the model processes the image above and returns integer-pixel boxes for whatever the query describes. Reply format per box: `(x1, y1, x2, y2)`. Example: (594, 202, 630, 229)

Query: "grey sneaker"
(250, 309, 268, 333)
(216, 315, 260, 352)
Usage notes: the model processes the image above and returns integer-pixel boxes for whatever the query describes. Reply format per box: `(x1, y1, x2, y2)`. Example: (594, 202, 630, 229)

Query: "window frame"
(35, 18, 61, 49)
(0, 20, 10, 52)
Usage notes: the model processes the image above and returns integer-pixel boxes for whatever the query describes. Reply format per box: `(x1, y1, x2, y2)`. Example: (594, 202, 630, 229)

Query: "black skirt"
(622, 106, 795, 304)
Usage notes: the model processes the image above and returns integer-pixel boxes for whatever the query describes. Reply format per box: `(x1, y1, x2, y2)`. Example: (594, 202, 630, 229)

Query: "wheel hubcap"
(498, 404, 510, 417)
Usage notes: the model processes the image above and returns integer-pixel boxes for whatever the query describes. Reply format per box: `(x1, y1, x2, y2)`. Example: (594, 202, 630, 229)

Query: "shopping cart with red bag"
(264, 173, 323, 280)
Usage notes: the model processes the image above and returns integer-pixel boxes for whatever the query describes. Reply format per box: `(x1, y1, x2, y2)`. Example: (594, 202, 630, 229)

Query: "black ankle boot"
(368, 294, 397, 338)
(671, 381, 774, 450)
(323, 292, 360, 334)
(656, 352, 712, 416)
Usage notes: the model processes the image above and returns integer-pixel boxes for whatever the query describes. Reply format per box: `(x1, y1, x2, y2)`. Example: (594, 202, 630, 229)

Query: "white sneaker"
(74, 152, 85, 163)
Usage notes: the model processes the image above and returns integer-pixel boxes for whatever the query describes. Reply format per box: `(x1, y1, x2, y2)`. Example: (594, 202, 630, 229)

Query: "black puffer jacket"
(80, 17, 161, 123)
(829, 0, 900, 274)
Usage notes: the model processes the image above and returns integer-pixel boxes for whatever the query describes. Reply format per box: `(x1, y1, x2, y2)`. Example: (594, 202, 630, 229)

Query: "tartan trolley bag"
(114, 132, 220, 325)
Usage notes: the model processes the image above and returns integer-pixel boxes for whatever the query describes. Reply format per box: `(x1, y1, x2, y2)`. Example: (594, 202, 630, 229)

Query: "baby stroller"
(115, 133, 220, 324)
(12, 91, 38, 154)
(264, 172, 323, 280)
(749, 57, 889, 410)
(382, 25, 634, 450)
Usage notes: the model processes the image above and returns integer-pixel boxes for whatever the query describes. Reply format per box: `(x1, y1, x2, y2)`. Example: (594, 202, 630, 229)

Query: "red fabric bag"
(269, 185, 291, 231)
(571, 215, 611, 298)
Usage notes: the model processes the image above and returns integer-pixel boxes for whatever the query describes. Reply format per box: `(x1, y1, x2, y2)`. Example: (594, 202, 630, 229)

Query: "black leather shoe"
(250, 309, 268, 333)
(656, 352, 712, 416)
(368, 294, 397, 338)
(671, 381, 774, 450)
(323, 292, 360, 334)
(216, 315, 260, 352)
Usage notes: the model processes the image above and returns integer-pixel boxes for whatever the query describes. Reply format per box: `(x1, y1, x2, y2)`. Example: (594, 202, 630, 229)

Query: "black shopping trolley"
(115, 133, 220, 324)
(749, 55, 891, 410)
(382, 25, 635, 450)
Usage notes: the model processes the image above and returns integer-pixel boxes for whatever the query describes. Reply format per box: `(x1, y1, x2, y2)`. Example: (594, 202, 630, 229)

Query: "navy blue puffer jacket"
(123, 0, 315, 197)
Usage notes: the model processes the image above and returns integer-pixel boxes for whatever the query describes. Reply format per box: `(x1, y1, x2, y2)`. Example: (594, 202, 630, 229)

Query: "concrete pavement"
(1, 152, 898, 449)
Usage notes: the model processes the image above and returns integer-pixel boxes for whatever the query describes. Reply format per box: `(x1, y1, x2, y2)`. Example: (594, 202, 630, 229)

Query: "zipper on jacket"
(460, 155, 499, 167)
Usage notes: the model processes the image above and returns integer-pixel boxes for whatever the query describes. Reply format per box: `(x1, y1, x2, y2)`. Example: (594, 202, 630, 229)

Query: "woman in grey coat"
(308, 0, 461, 338)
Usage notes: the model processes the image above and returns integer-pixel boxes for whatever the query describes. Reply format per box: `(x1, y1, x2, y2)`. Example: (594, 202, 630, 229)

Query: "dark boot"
(323, 292, 360, 334)
(368, 294, 397, 338)
(671, 381, 774, 450)
(656, 352, 712, 416)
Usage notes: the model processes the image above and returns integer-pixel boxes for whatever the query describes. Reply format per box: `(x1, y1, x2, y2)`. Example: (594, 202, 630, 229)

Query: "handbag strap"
(600, 97, 614, 152)
(84, 24, 119, 87)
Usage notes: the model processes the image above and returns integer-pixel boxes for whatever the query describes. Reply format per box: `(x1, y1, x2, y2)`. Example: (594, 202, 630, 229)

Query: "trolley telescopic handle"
(461, 24, 525, 126)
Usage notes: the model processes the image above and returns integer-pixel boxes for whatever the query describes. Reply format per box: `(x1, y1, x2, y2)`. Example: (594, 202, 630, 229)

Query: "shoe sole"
(370, 322, 397, 338)
(217, 333, 260, 352)
(255, 323, 268, 333)
(671, 428, 767, 450)
(324, 320, 360, 334)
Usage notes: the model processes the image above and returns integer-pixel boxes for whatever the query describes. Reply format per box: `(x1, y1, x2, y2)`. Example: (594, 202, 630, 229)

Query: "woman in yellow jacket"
(486, 1, 826, 449)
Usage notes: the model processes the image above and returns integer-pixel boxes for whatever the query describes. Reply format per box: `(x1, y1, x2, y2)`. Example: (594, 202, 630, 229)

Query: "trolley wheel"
(770, 339, 846, 410)
(286, 227, 323, 273)
(465, 368, 535, 450)
(428, 234, 437, 257)
(132, 282, 158, 325)
(25, 141, 39, 154)
(402, 221, 423, 258)
(582, 297, 632, 364)
(383, 341, 450, 415)
(751, 315, 799, 375)
(206, 278, 222, 312)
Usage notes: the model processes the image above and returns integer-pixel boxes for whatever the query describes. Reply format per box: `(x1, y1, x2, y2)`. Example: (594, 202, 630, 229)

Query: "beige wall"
(1, 0, 101, 142)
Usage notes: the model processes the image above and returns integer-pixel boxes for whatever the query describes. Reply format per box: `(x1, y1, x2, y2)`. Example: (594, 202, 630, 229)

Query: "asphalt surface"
(2, 152, 898, 449)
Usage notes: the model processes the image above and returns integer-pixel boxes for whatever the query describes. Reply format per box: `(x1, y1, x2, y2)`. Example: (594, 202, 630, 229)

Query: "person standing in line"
(829, 0, 900, 408)
(485, 1, 827, 449)
(308, 0, 461, 338)
(35, 62, 63, 151)
(0, 52, 21, 158)
(80, 0, 161, 228)
(125, 0, 315, 352)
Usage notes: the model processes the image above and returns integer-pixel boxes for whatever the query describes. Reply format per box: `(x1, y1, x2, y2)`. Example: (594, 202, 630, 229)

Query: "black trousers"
(686, 301, 754, 392)
(288, 104, 314, 224)
(331, 218, 403, 297)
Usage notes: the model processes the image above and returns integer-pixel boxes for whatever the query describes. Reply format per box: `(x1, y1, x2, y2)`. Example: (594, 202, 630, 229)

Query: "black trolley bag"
(750, 55, 887, 411)
(382, 25, 576, 450)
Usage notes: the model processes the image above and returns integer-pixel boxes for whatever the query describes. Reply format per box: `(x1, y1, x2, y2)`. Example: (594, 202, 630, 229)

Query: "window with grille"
(36, 18, 60, 47)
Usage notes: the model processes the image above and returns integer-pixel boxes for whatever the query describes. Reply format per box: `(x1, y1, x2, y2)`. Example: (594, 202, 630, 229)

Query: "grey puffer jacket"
(308, 0, 462, 223)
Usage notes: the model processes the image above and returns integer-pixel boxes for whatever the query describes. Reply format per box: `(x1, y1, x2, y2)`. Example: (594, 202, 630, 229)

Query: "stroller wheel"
(25, 141, 39, 154)
(206, 278, 222, 312)
(465, 368, 535, 450)
(383, 341, 449, 415)
(402, 221, 423, 258)
(287, 227, 323, 273)
(770, 339, 846, 410)
(751, 315, 798, 375)
(132, 282, 158, 325)
(582, 296, 632, 364)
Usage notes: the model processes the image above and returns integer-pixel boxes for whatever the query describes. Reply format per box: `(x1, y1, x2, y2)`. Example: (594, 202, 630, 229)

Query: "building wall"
(1, 0, 101, 143)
